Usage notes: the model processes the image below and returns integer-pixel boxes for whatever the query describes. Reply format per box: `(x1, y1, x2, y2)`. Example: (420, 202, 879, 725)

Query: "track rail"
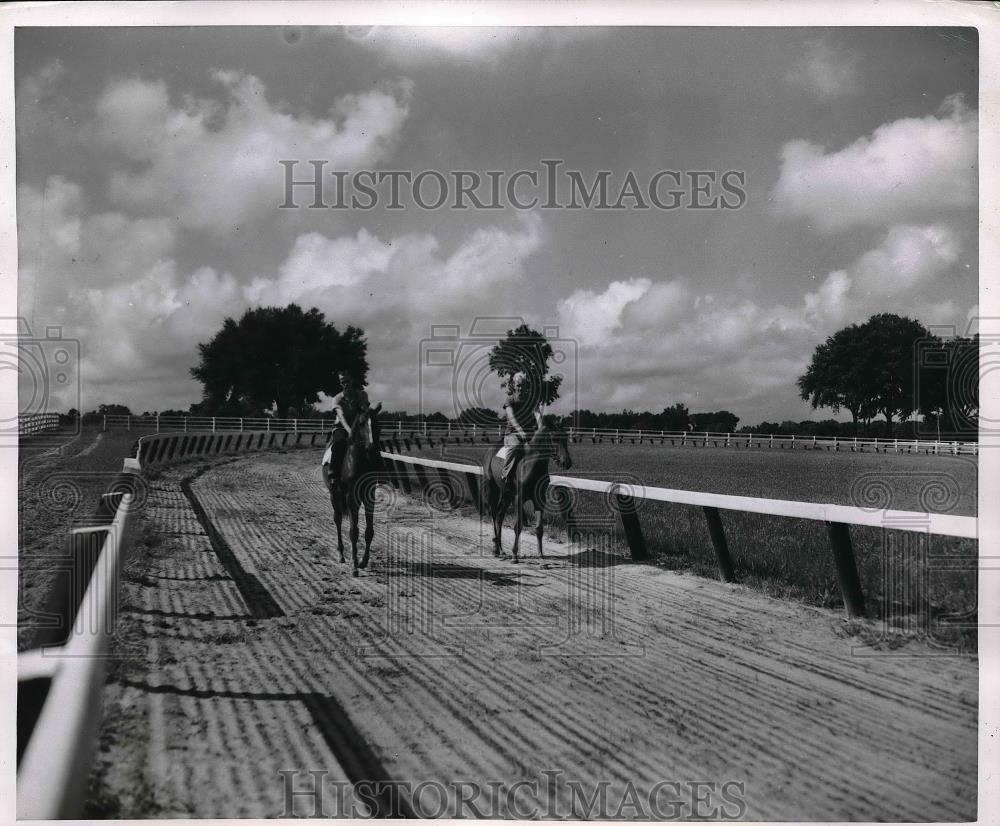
(378, 448, 976, 620)
(103, 413, 978, 455)
(17, 490, 134, 819)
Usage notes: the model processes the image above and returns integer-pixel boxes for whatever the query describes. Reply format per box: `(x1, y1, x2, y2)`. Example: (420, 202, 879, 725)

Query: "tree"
(660, 403, 690, 432)
(488, 324, 562, 405)
(797, 323, 875, 430)
(917, 333, 978, 438)
(97, 403, 132, 416)
(856, 313, 934, 436)
(690, 410, 740, 433)
(190, 304, 368, 417)
(798, 313, 933, 436)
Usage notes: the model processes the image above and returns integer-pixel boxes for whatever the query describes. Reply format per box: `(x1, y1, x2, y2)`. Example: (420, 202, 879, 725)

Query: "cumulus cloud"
(785, 39, 857, 99)
(803, 270, 851, 325)
(773, 95, 977, 232)
(95, 70, 413, 235)
(18, 176, 177, 321)
(249, 211, 543, 323)
(850, 223, 962, 298)
(546, 220, 970, 420)
(557, 279, 651, 347)
(20, 171, 545, 411)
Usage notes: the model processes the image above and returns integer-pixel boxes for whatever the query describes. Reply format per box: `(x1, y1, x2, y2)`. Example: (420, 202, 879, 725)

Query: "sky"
(15, 26, 978, 424)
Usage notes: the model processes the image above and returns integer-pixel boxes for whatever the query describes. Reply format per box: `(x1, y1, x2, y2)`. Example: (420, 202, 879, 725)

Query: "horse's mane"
(530, 423, 565, 444)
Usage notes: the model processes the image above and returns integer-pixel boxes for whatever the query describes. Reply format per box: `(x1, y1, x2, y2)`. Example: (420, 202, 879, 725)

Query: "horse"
(321, 402, 383, 576)
(482, 424, 572, 563)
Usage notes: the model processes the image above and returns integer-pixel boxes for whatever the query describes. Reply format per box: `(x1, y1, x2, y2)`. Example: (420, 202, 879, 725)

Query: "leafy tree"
(856, 313, 935, 436)
(690, 410, 740, 433)
(660, 403, 690, 432)
(917, 333, 978, 437)
(97, 403, 132, 416)
(488, 324, 562, 405)
(799, 313, 935, 436)
(797, 323, 875, 429)
(190, 304, 368, 418)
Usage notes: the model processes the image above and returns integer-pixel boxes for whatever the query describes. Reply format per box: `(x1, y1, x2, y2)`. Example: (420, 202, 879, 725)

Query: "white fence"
(378, 448, 977, 619)
(17, 486, 134, 819)
(18, 412, 60, 436)
(103, 414, 978, 456)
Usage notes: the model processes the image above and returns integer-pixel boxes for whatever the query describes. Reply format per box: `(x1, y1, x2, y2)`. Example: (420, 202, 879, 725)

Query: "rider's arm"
(505, 403, 529, 440)
(332, 391, 351, 435)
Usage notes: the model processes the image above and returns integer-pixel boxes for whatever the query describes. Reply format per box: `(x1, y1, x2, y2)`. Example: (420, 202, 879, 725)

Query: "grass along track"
(89, 449, 976, 820)
(17, 426, 141, 650)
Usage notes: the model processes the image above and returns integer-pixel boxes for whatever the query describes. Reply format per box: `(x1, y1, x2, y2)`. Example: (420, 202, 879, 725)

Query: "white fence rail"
(18, 412, 60, 436)
(17, 488, 134, 819)
(103, 414, 978, 456)
(378, 448, 977, 618)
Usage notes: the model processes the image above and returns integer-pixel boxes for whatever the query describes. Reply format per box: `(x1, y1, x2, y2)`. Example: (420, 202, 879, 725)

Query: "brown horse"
(321, 402, 383, 576)
(482, 425, 572, 563)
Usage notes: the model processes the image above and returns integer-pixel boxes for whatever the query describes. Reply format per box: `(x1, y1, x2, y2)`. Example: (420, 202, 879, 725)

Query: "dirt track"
(91, 450, 977, 820)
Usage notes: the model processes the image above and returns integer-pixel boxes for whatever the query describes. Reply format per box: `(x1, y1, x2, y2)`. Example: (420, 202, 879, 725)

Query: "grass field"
(18, 426, 141, 650)
(394, 439, 978, 648)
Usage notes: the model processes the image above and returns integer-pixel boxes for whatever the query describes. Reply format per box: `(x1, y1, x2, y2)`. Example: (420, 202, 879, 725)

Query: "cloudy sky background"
(16, 26, 978, 423)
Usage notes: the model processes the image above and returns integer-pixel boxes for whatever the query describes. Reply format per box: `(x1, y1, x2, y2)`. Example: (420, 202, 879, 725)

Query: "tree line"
(68, 306, 977, 443)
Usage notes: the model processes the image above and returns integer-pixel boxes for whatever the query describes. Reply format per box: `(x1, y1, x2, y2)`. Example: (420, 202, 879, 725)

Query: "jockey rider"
(322, 370, 371, 488)
(501, 370, 543, 483)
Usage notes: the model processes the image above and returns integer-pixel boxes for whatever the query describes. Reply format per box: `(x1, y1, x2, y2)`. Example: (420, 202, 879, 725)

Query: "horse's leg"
(324, 465, 346, 564)
(535, 501, 545, 559)
(333, 492, 346, 564)
(360, 488, 375, 570)
(511, 487, 523, 563)
(349, 488, 361, 576)
(489, 482, 504, 557)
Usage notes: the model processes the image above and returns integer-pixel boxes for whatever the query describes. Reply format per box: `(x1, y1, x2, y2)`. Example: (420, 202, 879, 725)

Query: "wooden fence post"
(464, 472, 481, 512)
(412, 462, 429, 490)
(436, 468, 457, 508)
(826, 521, 866, 618)
(614, 493, 647, 561)
(395, 459, 412, 494)
(703, 506, 735, 583)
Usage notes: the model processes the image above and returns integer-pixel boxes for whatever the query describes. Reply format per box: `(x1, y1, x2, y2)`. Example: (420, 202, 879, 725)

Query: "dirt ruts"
(88, 450, 977, 820)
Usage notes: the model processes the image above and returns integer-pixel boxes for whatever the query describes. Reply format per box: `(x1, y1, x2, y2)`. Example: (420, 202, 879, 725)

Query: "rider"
(500, 370, 543, 483)
(322, 370, 371, 489)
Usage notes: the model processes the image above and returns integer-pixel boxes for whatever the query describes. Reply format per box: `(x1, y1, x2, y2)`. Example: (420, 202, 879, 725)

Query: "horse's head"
(531, 424, 572, 470)
(349, 402, 383, 457)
